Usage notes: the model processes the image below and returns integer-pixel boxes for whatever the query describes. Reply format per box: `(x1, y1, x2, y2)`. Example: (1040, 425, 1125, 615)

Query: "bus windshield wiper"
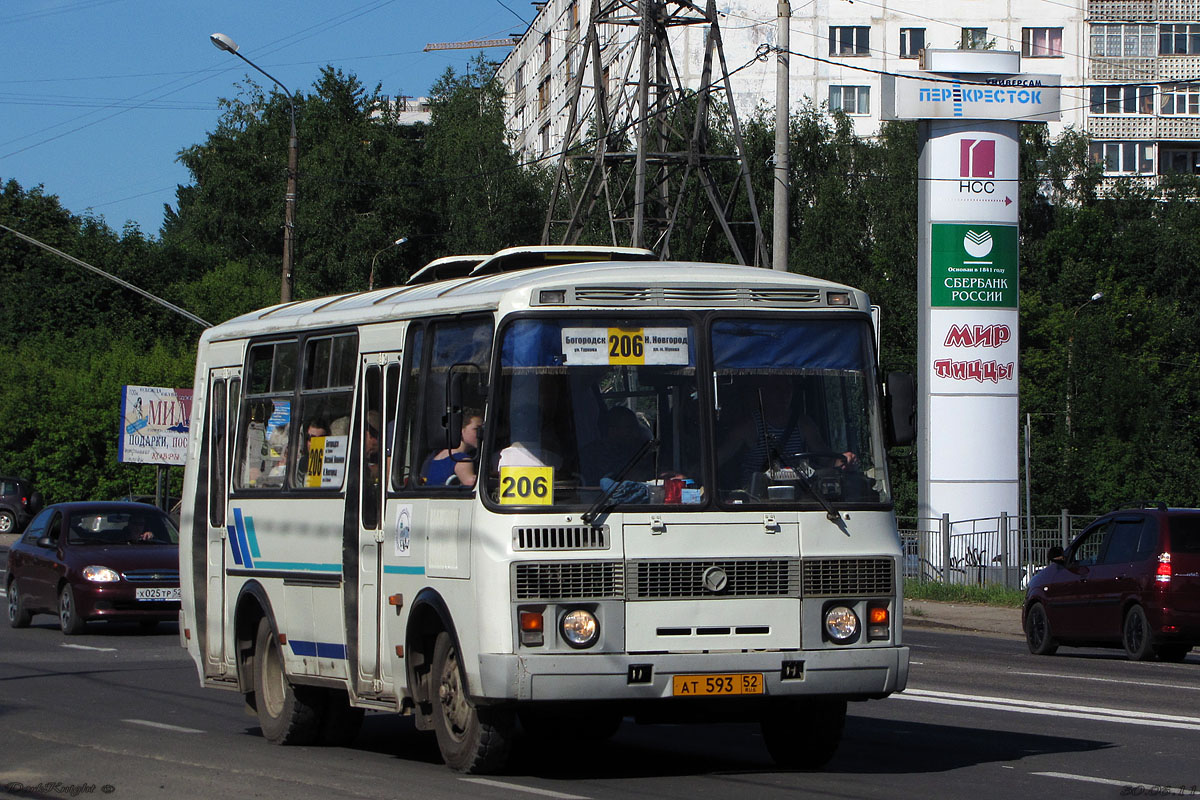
(756, 391, 843, 524)
(581, 438, 659, 526)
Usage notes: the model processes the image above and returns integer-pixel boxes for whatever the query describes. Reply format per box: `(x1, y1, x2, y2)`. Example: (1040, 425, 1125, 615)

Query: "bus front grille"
(513, 525, 609, 550)
(513, 561, 624, 600)
(628, 559, 800, 599)
(802, 558, 894, 597)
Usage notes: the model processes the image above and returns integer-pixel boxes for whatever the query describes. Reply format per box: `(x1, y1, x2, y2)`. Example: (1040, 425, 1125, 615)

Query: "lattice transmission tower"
(542, 0, 767, 265)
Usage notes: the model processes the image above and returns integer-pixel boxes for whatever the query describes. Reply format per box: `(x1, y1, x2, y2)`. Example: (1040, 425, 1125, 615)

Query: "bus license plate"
(135, 587, 180, 601)
(672, 673, 763, 696)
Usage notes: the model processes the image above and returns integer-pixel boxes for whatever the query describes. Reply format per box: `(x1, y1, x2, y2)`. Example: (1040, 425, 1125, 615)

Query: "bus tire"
(760, 697, 846, 770)
(319, 688, 365, 746)
(253, 617, 322, 745)
(431, 631, 513, 773)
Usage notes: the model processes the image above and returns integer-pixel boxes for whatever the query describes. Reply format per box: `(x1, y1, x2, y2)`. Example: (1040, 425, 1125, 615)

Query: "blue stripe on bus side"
(227, 523, 243, 566)
(232, 508, 254, 569)
(244, 514, 262, 558)
(288, 640, 347, 659)
(383, 565, 426, 575)
(253, 562, 342, 572)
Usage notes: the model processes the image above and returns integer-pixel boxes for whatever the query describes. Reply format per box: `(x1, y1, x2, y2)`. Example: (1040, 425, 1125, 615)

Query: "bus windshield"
(486, 315, 889, 510)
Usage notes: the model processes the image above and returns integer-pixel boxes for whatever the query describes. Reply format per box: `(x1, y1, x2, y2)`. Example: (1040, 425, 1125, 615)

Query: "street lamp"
(368, 237, 408, 291)
(211, 32, 298, 303)
(1065, 291, 1103, 437)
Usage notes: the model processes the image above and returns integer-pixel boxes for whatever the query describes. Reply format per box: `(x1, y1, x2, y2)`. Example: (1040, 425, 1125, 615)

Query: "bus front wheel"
(253, 617, 322, 745)
(760, 697, 847, 770)
(431, 631, 514, 773)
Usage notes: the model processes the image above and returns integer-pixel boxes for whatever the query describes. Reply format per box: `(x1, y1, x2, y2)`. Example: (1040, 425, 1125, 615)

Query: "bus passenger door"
(353, 353, 398, 697)
(205, 368, 240, 677)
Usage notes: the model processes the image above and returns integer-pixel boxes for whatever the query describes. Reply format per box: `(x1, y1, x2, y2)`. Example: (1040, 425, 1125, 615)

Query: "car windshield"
(68, 511, 179, 545)
(484, 314, 889, 511)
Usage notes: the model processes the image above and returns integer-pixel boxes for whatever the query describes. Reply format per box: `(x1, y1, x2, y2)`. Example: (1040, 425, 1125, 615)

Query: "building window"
(602, 65, 611, 96)
(540, 123, 550, 155)
(1089, 85, 1154, 114)
(542, 32, 551, 64)
(829, 26, 870, 56)
(514, 65, 524, 92)
(1022, 27, 1063, 57)
(1161, 147, 1200, 174)
(829, 85, 870, 115)
(1090, 23, 1157, 57)
(1161, 83, 1200, 115)
(514, 104, 525, 128)
(1160, 23, 1200, 55)
(900, 28, 925, 59)
(1089, 141, 1155, 175)
(538, 78, 550, 112)
(960, 28, 989, 49)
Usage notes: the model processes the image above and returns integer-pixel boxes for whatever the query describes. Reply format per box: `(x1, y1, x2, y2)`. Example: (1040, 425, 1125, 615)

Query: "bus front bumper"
(477, 645, 909, 702)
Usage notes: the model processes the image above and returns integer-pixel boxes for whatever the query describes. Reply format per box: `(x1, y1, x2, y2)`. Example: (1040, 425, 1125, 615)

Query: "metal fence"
(898, 511, 1097, 589)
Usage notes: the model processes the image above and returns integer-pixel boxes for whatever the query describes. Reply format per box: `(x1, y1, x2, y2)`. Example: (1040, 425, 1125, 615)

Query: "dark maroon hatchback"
(1024, 505, 1200, 661)
(6, 501, 179, 634)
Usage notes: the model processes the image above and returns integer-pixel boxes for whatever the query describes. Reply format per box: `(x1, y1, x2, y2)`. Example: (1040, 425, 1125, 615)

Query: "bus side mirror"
(885, 371, 916, 447)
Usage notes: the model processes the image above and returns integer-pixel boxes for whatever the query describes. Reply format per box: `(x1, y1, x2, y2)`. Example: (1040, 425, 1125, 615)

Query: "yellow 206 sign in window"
(498, 466, 554, 505)
(561, 327, 690, 366)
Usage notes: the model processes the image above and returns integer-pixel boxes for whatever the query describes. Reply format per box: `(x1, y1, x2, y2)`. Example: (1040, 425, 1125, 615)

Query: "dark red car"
(1024, 505, 1200, 661)
(6, 501, 179, 634)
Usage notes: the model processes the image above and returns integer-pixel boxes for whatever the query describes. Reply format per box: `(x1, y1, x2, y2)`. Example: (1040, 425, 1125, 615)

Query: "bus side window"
(362, 365, 383, 528)
(421, 318, 492, 490)
(235, 340, 297, 490)
(392, 326, 425, 490)
(209, 378, 226, 527)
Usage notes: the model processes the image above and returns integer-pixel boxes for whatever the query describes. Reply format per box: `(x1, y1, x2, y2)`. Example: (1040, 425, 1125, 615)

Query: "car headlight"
(83, 566, 121, 583)
(560, 609, 600, 648)
(824, 605, 859, 642)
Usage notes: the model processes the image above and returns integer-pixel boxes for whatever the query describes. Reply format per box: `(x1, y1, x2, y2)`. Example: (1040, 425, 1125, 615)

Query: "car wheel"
(8, 579, 32, 628)
(253, 617, 322, 745)
(760, 697, 847, 770)
(1122, 605, 1156, 661)
(431, 631, 514, 773)
(1024, 602, 1058, 656)
(59, 584, 86, 635)
(318, 688, 365, 746)
(0, 510, 15, 534)
(1156, 644, 1192, 663)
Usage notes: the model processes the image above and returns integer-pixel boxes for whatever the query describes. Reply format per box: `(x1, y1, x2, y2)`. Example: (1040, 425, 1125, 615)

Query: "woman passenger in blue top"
(422, 412, 483, 487)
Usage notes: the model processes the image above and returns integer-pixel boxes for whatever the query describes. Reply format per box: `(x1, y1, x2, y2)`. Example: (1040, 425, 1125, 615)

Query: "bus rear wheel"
(253, 617, 322, 745)
(760, 697, 847, 770)
(431, 631, 513, 773)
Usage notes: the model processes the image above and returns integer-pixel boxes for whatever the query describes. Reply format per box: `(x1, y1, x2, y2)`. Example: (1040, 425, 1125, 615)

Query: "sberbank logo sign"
(931, 223, 1018, 308)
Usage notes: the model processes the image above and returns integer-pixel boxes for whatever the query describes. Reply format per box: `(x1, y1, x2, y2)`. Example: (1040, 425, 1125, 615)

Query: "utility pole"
(772, 0, 790, 271)
(544, 0, 766, 264)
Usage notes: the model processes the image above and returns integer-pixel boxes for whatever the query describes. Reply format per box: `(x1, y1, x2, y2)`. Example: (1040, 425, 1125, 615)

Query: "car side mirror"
(36, 536, 55, 549)
(1046, 546, 1065, 565)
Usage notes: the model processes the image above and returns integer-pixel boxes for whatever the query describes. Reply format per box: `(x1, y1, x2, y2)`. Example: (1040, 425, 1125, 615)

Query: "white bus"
(179, 246, 916, 773)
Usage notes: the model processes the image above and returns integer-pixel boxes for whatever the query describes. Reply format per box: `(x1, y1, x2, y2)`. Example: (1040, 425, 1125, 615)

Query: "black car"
(0, 477, 41, 535)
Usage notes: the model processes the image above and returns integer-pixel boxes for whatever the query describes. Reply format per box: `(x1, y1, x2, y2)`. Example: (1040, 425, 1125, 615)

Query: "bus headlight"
(824, 605, 859, 642)
(560, 609, 600, 648)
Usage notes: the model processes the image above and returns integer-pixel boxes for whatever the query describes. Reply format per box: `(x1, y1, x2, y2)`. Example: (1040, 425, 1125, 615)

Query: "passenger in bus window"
(497, 405, 561, 469)
(421, 411, 482, 487)
(583, 405, 654, 484)
(365, 411, 382, 484)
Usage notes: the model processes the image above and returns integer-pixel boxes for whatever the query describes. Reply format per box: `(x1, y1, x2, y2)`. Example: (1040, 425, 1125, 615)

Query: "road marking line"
(896, 688, 1200, 732)
(61, 643, 117, 652)
(122, 719, 204, 734)
(461, 778, 589, 798)
(1033, 771, 1167, 791)
(1009, 670, 1200, 692)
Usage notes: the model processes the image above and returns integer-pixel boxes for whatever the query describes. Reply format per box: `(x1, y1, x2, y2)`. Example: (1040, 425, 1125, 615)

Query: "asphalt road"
(1, 597, 1197, 800)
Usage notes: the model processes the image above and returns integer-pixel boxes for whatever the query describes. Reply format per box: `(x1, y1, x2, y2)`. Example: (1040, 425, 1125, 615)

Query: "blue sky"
(0, 0, 528, 236)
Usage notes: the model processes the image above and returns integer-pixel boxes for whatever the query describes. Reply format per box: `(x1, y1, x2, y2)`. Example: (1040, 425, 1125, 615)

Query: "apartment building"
(494, 1, 1200, 178)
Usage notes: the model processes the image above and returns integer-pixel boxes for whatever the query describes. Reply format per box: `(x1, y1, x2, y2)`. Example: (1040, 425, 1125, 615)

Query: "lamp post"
(1065, 291, 1103, 438)
(211, 32, 298, 303)
(368, 237, 408, 291)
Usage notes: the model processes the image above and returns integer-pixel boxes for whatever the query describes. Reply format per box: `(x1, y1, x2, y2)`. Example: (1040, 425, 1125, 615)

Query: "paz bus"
(178, 246, 916, 773)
